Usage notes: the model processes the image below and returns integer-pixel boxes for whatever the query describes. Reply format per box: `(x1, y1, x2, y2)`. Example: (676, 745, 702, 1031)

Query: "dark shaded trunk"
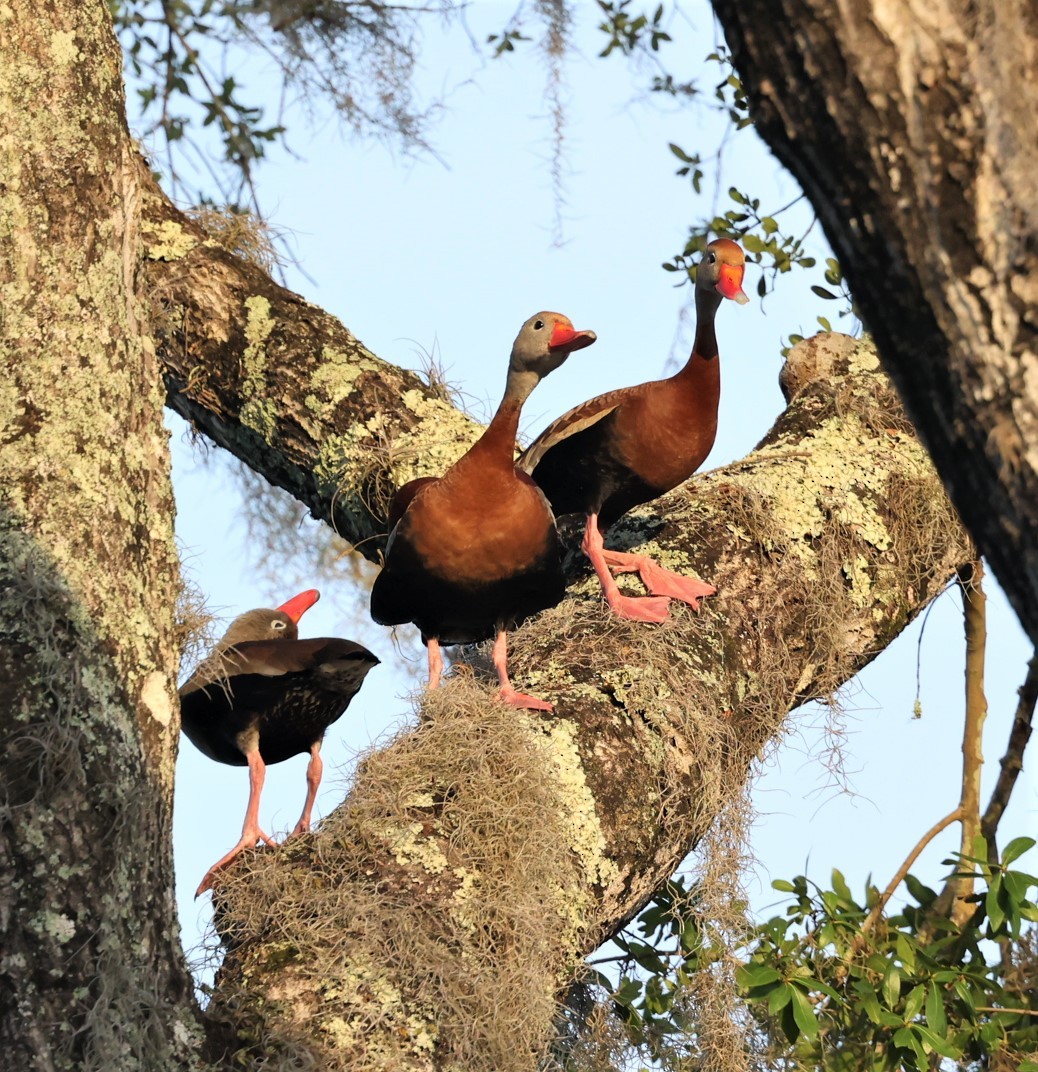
(711, 0, 1038, 643)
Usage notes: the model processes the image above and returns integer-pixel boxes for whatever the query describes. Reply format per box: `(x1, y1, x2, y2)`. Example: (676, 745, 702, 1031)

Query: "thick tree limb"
(710, 0, 1038, 644)
(140, 185, 482, 558)
(0, 1, 198, 1065)
(200, 334, 973, 1069)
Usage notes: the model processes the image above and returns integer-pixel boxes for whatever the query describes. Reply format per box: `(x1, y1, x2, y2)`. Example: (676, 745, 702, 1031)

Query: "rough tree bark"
(0, 2, 972, 1070)
(0, 2, 198, 1067)
(710, 0, 1038, 644)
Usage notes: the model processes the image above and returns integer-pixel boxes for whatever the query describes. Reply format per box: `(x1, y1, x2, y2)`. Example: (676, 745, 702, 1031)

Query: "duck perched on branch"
(370, 312, 596, 711)
(520, 239, 749, 622)
(180, 589, 379, 894)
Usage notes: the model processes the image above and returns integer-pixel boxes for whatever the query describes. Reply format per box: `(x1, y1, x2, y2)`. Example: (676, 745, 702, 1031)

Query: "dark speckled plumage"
(180, 636, 379, 766)
(180, 590, 378, 894)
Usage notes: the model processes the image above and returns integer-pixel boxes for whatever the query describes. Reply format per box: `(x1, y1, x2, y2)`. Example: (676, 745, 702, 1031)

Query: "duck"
(370, 312, 597, 711)
(179, 588, 379, 894)
(519, 238, 749, 622)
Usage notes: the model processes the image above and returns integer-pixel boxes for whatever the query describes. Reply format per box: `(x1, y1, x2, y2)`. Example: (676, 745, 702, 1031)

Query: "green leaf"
(903, 983, 925, 1022)
(1001, 836, 1034, 865)
(853, 980, 883, 1025)
(768, 983, 793, 1015)
(925, 981, 947, 1035)
(737, 963, 782, 989)
(831, 868, 852, 903)
(811, 285, 838, 300)
(904, 873, 937, 907)
(790, 987, 818, 1040)
(987, 875, 1006, 931)
(612, 976, 641, 1008)
(772, 879, 797, 893)
(882, 965, 901, 1010)
(915, 1024, 960, 1060)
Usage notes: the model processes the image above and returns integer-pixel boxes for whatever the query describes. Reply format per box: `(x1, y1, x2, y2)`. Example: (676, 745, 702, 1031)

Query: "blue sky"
(159, 3, 1035, 973)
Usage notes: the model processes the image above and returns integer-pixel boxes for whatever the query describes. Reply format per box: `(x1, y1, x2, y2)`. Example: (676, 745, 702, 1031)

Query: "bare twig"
(980, 651, 1038, 862)
(857, 807, 964, 943)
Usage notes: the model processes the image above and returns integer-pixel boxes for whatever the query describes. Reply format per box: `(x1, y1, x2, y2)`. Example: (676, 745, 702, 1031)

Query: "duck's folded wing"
(517, 391, 624, 474)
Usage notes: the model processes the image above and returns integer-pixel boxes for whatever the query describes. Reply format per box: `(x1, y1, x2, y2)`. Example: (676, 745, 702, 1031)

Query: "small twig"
(973, 1007, 1038, 1017)
(980, 651, 1038, 862)
(856, 807, 963, 944)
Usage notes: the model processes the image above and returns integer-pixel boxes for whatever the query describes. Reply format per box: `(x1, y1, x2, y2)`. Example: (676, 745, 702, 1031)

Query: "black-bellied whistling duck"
(519, 239, 749, 623)
(370, 312, 597, 711)
(179, 589, 379, 894)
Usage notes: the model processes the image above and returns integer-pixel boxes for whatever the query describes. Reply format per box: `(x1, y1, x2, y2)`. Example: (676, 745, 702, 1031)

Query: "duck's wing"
(517, 388, 630, 474)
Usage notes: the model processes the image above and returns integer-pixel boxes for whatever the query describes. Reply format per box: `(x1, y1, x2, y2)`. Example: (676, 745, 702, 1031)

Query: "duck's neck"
(675, 286, 723, 384)
(462, 367, 537, 470)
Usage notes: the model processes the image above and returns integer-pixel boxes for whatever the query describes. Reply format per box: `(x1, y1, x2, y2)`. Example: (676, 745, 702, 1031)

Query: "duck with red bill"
(180, 589, 379, 895)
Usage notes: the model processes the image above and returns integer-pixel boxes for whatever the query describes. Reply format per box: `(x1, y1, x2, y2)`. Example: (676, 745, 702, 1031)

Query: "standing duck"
(180, 588, 379, 894)
(370, 312, 597, 711)
(519, 239, 749, 622)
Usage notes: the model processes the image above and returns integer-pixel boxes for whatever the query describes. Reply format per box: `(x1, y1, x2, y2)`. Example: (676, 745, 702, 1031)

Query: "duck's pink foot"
(195, 828, 276, 897)
(497, 687, 554, 712)
(602, 549, 716, 610)
(606, 591, 672, 623)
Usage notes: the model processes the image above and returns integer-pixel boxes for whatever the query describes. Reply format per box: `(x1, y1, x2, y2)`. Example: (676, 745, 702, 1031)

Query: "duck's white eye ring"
(272, 619, 287, 631)
(534, 319, 545, 330)
(707, 251, 717, 263)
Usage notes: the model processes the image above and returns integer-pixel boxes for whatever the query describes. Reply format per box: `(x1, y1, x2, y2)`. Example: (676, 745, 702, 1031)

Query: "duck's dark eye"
(534, 319, 545, 330)
(707, 251, 717, 263)
(272, 619, 287, 631)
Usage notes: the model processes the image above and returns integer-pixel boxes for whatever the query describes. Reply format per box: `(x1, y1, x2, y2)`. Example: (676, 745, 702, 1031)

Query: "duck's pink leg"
(600, 545, 717, 610)
(426, 638, 445, 690)
(290, 741, 324, 837)
(491, 629, 553, 711)
(196, 749, 276, 896)
(582, 514, 672, 622)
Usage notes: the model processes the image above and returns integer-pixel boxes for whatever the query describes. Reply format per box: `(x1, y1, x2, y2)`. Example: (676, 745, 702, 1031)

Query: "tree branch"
(139, 179, 483, 559)
(932, 561, 988, 922)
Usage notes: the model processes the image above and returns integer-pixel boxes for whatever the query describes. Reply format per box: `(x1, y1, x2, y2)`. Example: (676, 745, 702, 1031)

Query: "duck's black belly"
(371, 538, 566, 645)
(180, 672, 354, 766)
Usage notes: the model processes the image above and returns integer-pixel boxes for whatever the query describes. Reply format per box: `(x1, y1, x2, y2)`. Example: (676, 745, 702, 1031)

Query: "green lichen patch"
(306, 345, 383, 418)
(141, 218, 200, 262)
(238, 295, 277, 439)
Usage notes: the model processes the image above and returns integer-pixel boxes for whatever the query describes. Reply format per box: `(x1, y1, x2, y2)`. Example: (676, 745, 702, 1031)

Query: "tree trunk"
(0, 1, 198, 1067)
(710, 0, 1038, 645)
(0, 2, 973, 1070)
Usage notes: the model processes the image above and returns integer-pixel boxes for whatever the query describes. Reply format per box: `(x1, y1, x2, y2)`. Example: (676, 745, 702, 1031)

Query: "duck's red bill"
(549, 324, 598, 351)
(717, 264, 750, 304)
(277, 589, 320, 623)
